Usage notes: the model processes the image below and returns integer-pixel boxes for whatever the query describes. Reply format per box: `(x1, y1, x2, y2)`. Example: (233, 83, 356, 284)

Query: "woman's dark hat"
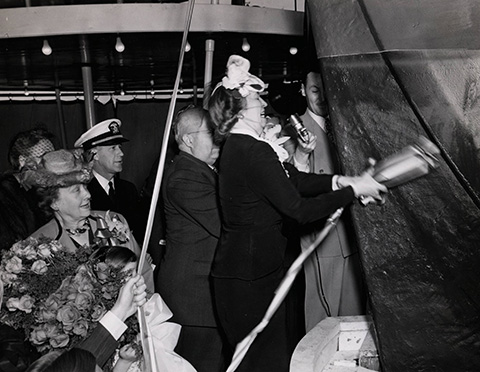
(19, 149, 93, 189)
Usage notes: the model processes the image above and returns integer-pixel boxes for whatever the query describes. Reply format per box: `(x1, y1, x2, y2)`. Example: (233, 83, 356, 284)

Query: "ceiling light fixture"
(283, 63, 288, 83)
(241, 37, 250, 52)
(115, 36, 125, 53)
(185, 41, 191, 53)
(42, 39, 52, 56)
(289, 46, 298, 55)
(150, 79, 155, 97)
(120, 82, 125, 96)
(24, 80, 29, 96)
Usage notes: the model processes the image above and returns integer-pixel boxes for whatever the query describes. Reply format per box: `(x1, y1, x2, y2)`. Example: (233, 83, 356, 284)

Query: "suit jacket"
(212, 133, 355, 281)
(88, 176, 145, 243)
(157, 151, 220, 327)
(299, 112, 356, 258)
(77, 323, 117, 368)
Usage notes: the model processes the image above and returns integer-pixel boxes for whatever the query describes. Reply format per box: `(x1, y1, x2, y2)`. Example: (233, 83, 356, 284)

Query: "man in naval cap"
(74, 118, 144, 242)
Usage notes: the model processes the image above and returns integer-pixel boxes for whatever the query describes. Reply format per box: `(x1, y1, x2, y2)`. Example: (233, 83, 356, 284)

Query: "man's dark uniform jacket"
(88, 176, 145, 243)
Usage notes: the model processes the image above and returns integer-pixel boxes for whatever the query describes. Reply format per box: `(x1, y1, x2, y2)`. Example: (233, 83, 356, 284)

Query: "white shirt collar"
(93, 170, 113, 194)
(307, 108, 327, 132)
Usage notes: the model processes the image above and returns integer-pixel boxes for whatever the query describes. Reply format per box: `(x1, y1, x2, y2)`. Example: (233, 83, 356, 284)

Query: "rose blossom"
(72, 319, 89, 337)
(44, 294, 63, 312)
(12, 241, 37, 259)
(1, 272, 17, 285)
(56, 304, 81, 329)
(6, 297, 20, 311)
(91, 303, 107, 322)
(37, 243, 53, 259)
(5, 256, 23, 274)
(30, 325, 49, 345)
(49, 332, 70, 349)
(17, 295, 35, 313)
(74, 292, 95, 311)
(29, 323, 57, 346)
(35, 305, 57, 323)
(31, 260, 48, 275)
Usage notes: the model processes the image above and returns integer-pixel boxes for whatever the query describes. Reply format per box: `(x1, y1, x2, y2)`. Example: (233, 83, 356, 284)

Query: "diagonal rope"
(225, 208, 344, 372)
(136, 2, 196, 371)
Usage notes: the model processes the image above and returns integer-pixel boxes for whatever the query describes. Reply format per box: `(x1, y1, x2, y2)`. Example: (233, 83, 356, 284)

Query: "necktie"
(108, 181, 116, 203)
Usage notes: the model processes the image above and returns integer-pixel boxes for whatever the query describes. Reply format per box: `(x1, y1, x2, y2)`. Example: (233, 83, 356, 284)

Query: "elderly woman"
(20, 149, 153, 290)
(208, 55, 387, 372)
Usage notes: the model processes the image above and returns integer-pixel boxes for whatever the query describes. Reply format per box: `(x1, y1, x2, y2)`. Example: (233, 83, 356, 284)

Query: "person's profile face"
(190, 118, 219, 166)
(242, 92, 268, 133)
(121, 261, 137, 281)
(304, 72, 328, 117)
(53, 184, 91, 221)
(93, 144, 124, 177)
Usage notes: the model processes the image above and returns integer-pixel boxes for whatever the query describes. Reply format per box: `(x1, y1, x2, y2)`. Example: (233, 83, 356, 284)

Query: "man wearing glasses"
(156, 106, 224, 372)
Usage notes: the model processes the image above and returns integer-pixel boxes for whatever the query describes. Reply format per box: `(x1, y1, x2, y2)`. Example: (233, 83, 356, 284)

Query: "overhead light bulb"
(24, 81, 29, 96)
(185, 41, 191, 53)
(150, 79, 155, 96)
(241, 37, 250, 52)
(120, 83, 125, 96)
(289, 46, 298, 55)
(283, 63, 288, 83)
(42, 39, 52, 56)
(115, 36, 125, 53)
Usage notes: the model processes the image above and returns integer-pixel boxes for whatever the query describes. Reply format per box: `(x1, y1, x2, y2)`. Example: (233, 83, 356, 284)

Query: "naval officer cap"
(74, 119, 129, 150)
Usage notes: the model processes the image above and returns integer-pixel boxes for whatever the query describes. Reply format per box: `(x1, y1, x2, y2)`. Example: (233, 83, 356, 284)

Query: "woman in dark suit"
(208, 55, 387, 372)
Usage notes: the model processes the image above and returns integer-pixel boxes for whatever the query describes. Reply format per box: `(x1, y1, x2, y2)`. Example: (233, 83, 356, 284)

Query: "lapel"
(301, 113, 335, 174)
(179, 151, 217, 185)
(88, 176, 115, 210)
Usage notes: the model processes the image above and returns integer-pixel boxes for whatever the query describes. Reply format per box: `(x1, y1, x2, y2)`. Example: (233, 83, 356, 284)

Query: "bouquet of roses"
(0, 236, 140, 361)
(0, 236, 90, 335)
(28, 257, 140, 356)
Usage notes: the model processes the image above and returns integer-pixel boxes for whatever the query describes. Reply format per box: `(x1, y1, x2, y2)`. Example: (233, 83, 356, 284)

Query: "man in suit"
(74, 119, 144, 243)
(156, 106, 224, 372)
(293, 70, 367, 332)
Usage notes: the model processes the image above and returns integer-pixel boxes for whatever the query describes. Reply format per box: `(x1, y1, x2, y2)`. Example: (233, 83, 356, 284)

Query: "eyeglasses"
(186, 129, 213, 135)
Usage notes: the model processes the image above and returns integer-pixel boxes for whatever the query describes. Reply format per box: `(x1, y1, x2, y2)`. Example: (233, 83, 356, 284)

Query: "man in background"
(74, 119, 144, 242)
(0, 127, 55, 253)
(294, 69, 367, 332)
(156, 106, 225, 372)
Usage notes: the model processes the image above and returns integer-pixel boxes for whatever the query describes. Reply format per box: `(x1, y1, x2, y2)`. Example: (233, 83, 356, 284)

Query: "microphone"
(289, 114, 310, 143)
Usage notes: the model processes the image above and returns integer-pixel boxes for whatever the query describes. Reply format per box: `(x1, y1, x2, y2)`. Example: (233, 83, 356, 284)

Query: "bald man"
(156, 106, 225, 372)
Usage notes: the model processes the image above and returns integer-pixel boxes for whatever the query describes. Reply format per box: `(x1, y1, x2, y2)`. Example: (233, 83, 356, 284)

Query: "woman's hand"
(118, 343, 138, 362)
(337, 159, 387, 202)
(110, 274, 147, 322)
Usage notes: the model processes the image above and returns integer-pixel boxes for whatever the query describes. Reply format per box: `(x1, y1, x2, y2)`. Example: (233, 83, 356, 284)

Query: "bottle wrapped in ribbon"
(361, 136, 440, 205)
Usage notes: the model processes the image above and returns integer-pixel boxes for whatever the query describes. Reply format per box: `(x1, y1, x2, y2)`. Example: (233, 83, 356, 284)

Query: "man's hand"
(293, 131, 316, 166)
(110, 274, 147, 322)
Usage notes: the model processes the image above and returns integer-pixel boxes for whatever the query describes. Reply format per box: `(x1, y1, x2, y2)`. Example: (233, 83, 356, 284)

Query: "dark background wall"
(0, 99, 181, 191)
